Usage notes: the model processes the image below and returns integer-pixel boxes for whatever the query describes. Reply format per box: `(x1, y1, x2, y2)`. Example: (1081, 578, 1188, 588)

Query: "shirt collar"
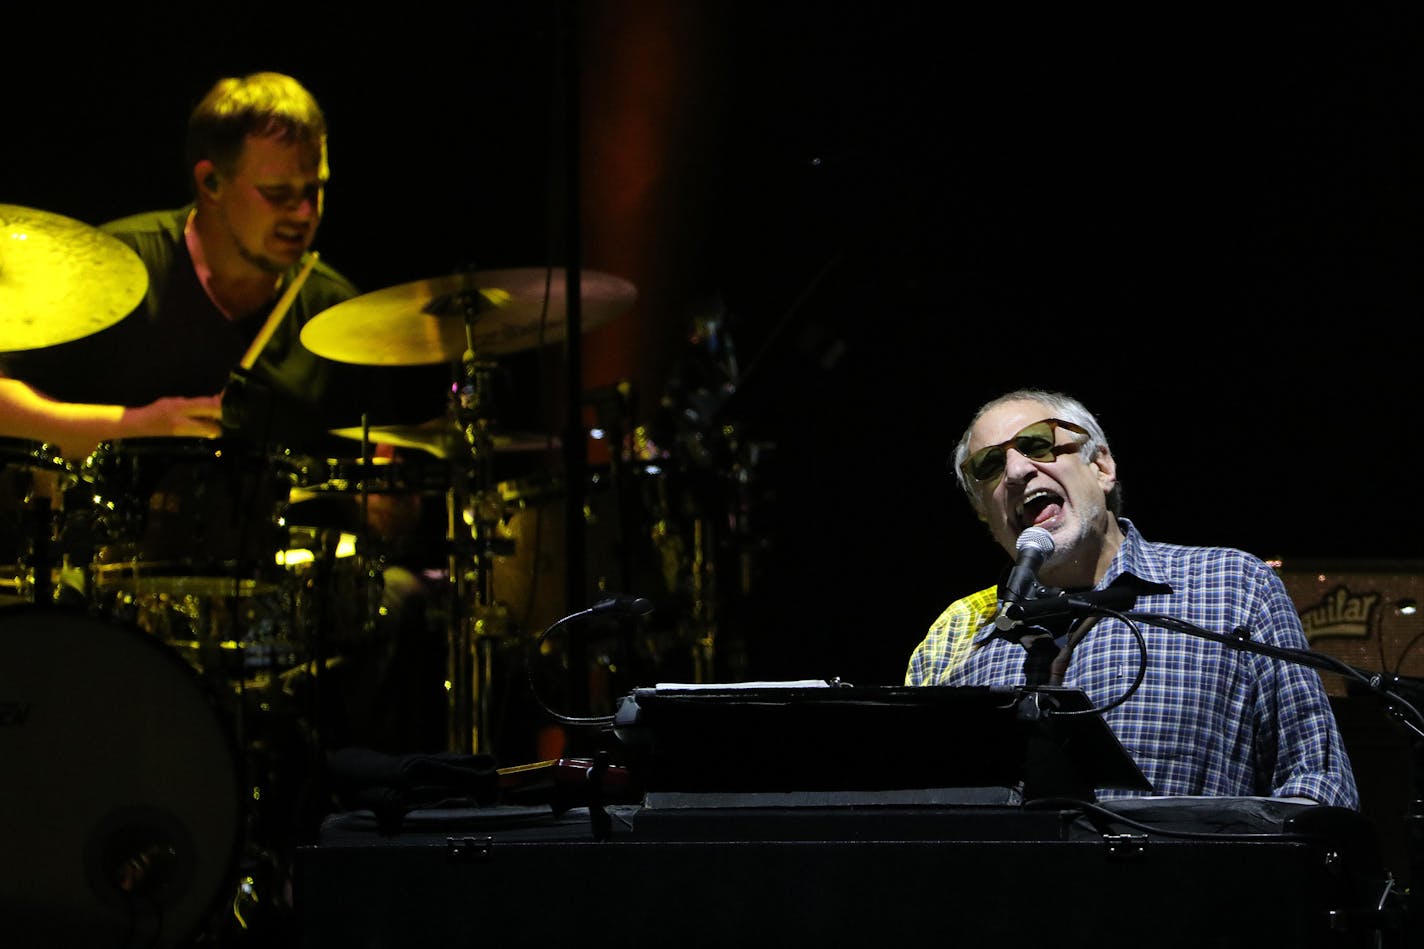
(1104, 517, 1173, 591)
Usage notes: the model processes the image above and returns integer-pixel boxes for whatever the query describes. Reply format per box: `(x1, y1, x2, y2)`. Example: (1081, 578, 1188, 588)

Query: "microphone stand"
(999, 578, 1424, 782)
(992, 576, 1171, 709)
(1019, 633, 1060, 689)
(1120, 610, 1424, 741)
(1002, 584, 1424, 737)
(522, 595, 653, 834)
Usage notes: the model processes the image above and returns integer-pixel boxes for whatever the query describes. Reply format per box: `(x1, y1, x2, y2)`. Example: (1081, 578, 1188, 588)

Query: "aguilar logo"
(1299, 585, 1379, 642)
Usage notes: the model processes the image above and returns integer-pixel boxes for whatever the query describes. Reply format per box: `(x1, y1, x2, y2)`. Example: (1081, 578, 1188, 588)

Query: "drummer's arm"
(0, 375, 224, 459)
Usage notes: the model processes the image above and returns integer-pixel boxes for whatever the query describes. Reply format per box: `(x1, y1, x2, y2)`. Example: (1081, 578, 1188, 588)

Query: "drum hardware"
(279, 432, 393, 741)
(637, 305, 766, 684)
(112, 585, 305, 685)
(279, 526, 358, 566)
(424, 277, 564, 756)
(298, 265, 642, 758)
(24, 495, 53, 604)
(328, 417, 556, 460)
(286, 454, 450, 507)
(0, 438, 86, 606)
(446, 347, 514, 757)
(277, 441, 459, 761)
(585, 380, 648, 599)
(0, 204, 149, 352)
(294, 522, 357, 750)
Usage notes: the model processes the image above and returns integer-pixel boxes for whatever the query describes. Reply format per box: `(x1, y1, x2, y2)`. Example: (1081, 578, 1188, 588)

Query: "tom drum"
(82, 437, 302, 596)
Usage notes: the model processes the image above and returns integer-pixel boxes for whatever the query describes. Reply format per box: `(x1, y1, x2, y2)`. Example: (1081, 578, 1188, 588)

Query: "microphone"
(994, 526, 1055, 634)
(525, 593, 657, 727)
(590, 594, 655, 616)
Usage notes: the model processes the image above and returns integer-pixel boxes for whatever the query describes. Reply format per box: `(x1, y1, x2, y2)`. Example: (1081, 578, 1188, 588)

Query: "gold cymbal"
(0, 204, 148, 352)
(328, 416, 558, 459)
(299, 266, 637, 366)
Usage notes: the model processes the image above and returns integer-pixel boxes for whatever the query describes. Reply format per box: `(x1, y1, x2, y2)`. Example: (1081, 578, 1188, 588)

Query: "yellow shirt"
(904, 585, 998, 685)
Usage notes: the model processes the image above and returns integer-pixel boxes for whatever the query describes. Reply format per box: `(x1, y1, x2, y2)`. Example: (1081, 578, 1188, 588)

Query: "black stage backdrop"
(6, 4, 1422, 690)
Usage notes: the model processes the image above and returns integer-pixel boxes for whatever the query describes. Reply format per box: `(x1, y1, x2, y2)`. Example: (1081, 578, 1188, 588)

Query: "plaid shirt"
(905, 519, 1359, 808)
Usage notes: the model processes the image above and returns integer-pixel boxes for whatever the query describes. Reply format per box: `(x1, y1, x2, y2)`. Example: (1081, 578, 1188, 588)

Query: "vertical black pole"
(558, 0, 589, 721)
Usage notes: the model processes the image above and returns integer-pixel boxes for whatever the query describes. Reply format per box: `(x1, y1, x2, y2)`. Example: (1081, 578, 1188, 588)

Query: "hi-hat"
(299, 266, 637, 366)
(0, 204, 148, 351)
(328, 416, 558, 459)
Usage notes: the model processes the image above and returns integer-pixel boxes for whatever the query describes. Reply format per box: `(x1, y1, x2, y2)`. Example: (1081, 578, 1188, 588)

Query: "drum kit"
(0, 203, 660, 945)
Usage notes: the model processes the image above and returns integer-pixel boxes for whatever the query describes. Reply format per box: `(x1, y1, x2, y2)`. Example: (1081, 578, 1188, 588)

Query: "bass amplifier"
(1274, 558, 1424, 696)
(1276, 557, 1424, 892)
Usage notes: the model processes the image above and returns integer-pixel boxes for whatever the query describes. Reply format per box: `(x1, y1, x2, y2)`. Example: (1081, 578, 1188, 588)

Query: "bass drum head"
(0, 607, 244, 947)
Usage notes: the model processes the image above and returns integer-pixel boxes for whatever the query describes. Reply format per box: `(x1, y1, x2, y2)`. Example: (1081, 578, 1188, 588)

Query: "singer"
(905, 388, 1357, 808)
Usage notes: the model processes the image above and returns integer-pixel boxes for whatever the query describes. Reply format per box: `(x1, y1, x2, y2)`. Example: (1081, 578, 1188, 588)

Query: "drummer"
(0, 70, 418, 458)
(0, 72, 446, 753)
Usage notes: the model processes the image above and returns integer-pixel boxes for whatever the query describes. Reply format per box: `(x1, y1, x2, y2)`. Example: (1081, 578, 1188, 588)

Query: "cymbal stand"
(445, 293, 511, 756)
(355, 412, 385, 640)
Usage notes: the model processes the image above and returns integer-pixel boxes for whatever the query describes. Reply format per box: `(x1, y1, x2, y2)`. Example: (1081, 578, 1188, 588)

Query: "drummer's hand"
(122, 394, 226, 439)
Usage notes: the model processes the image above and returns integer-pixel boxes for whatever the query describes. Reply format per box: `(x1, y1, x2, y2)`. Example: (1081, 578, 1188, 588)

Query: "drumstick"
(239, 251, 320, 370)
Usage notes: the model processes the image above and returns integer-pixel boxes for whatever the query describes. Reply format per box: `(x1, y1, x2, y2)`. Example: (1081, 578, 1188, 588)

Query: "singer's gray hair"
(951, 388, 1123, 516)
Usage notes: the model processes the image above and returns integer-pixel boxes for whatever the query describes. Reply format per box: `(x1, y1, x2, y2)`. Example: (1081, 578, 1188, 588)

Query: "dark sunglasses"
(960, 418, 1089, 483)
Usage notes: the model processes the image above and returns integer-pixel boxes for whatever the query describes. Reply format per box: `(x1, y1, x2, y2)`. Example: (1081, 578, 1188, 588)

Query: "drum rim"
(0, 437, 71, 467)
(84, 436, 310, 473)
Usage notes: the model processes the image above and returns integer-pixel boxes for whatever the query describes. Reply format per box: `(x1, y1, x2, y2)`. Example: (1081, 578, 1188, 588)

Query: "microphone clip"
(1005, 573, 1174, 628)
(993, 582, 1057, 633)
(987, 582, 1059, 642)
(981, 572, 1174, 645)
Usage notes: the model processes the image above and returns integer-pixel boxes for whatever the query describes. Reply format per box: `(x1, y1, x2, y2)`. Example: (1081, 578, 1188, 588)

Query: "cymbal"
(328, 416, 558, 459)
(299, 266, 637, 366)
(0, 204, 148, 352)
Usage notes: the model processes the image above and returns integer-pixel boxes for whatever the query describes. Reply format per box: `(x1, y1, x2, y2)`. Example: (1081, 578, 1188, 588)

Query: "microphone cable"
(524, 595, 654, 727)
(1029, 606, 1147, 719)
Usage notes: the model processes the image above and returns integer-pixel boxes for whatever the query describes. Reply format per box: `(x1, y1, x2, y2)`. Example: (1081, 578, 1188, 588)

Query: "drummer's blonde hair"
(185, 72, 327, 185)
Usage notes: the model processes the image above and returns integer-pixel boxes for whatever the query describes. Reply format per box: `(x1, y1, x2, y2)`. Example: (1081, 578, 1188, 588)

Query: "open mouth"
(273, 225, 308, 248)
(1018, 489, 1063, 530)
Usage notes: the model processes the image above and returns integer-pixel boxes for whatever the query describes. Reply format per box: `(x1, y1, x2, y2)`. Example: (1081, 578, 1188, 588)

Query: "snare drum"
(278, 454, 445, 653)
(285, 454, 446, 561)
(0, 606, 244, 947)
(82, 437, 303, 595)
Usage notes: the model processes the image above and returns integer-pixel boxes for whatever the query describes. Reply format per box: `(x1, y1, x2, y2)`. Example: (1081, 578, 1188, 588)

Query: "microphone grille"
(1016, 526, 1055, 555)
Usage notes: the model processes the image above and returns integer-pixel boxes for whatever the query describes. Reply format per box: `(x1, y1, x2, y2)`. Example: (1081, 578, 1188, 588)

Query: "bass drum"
(0, 607, 244, 947)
